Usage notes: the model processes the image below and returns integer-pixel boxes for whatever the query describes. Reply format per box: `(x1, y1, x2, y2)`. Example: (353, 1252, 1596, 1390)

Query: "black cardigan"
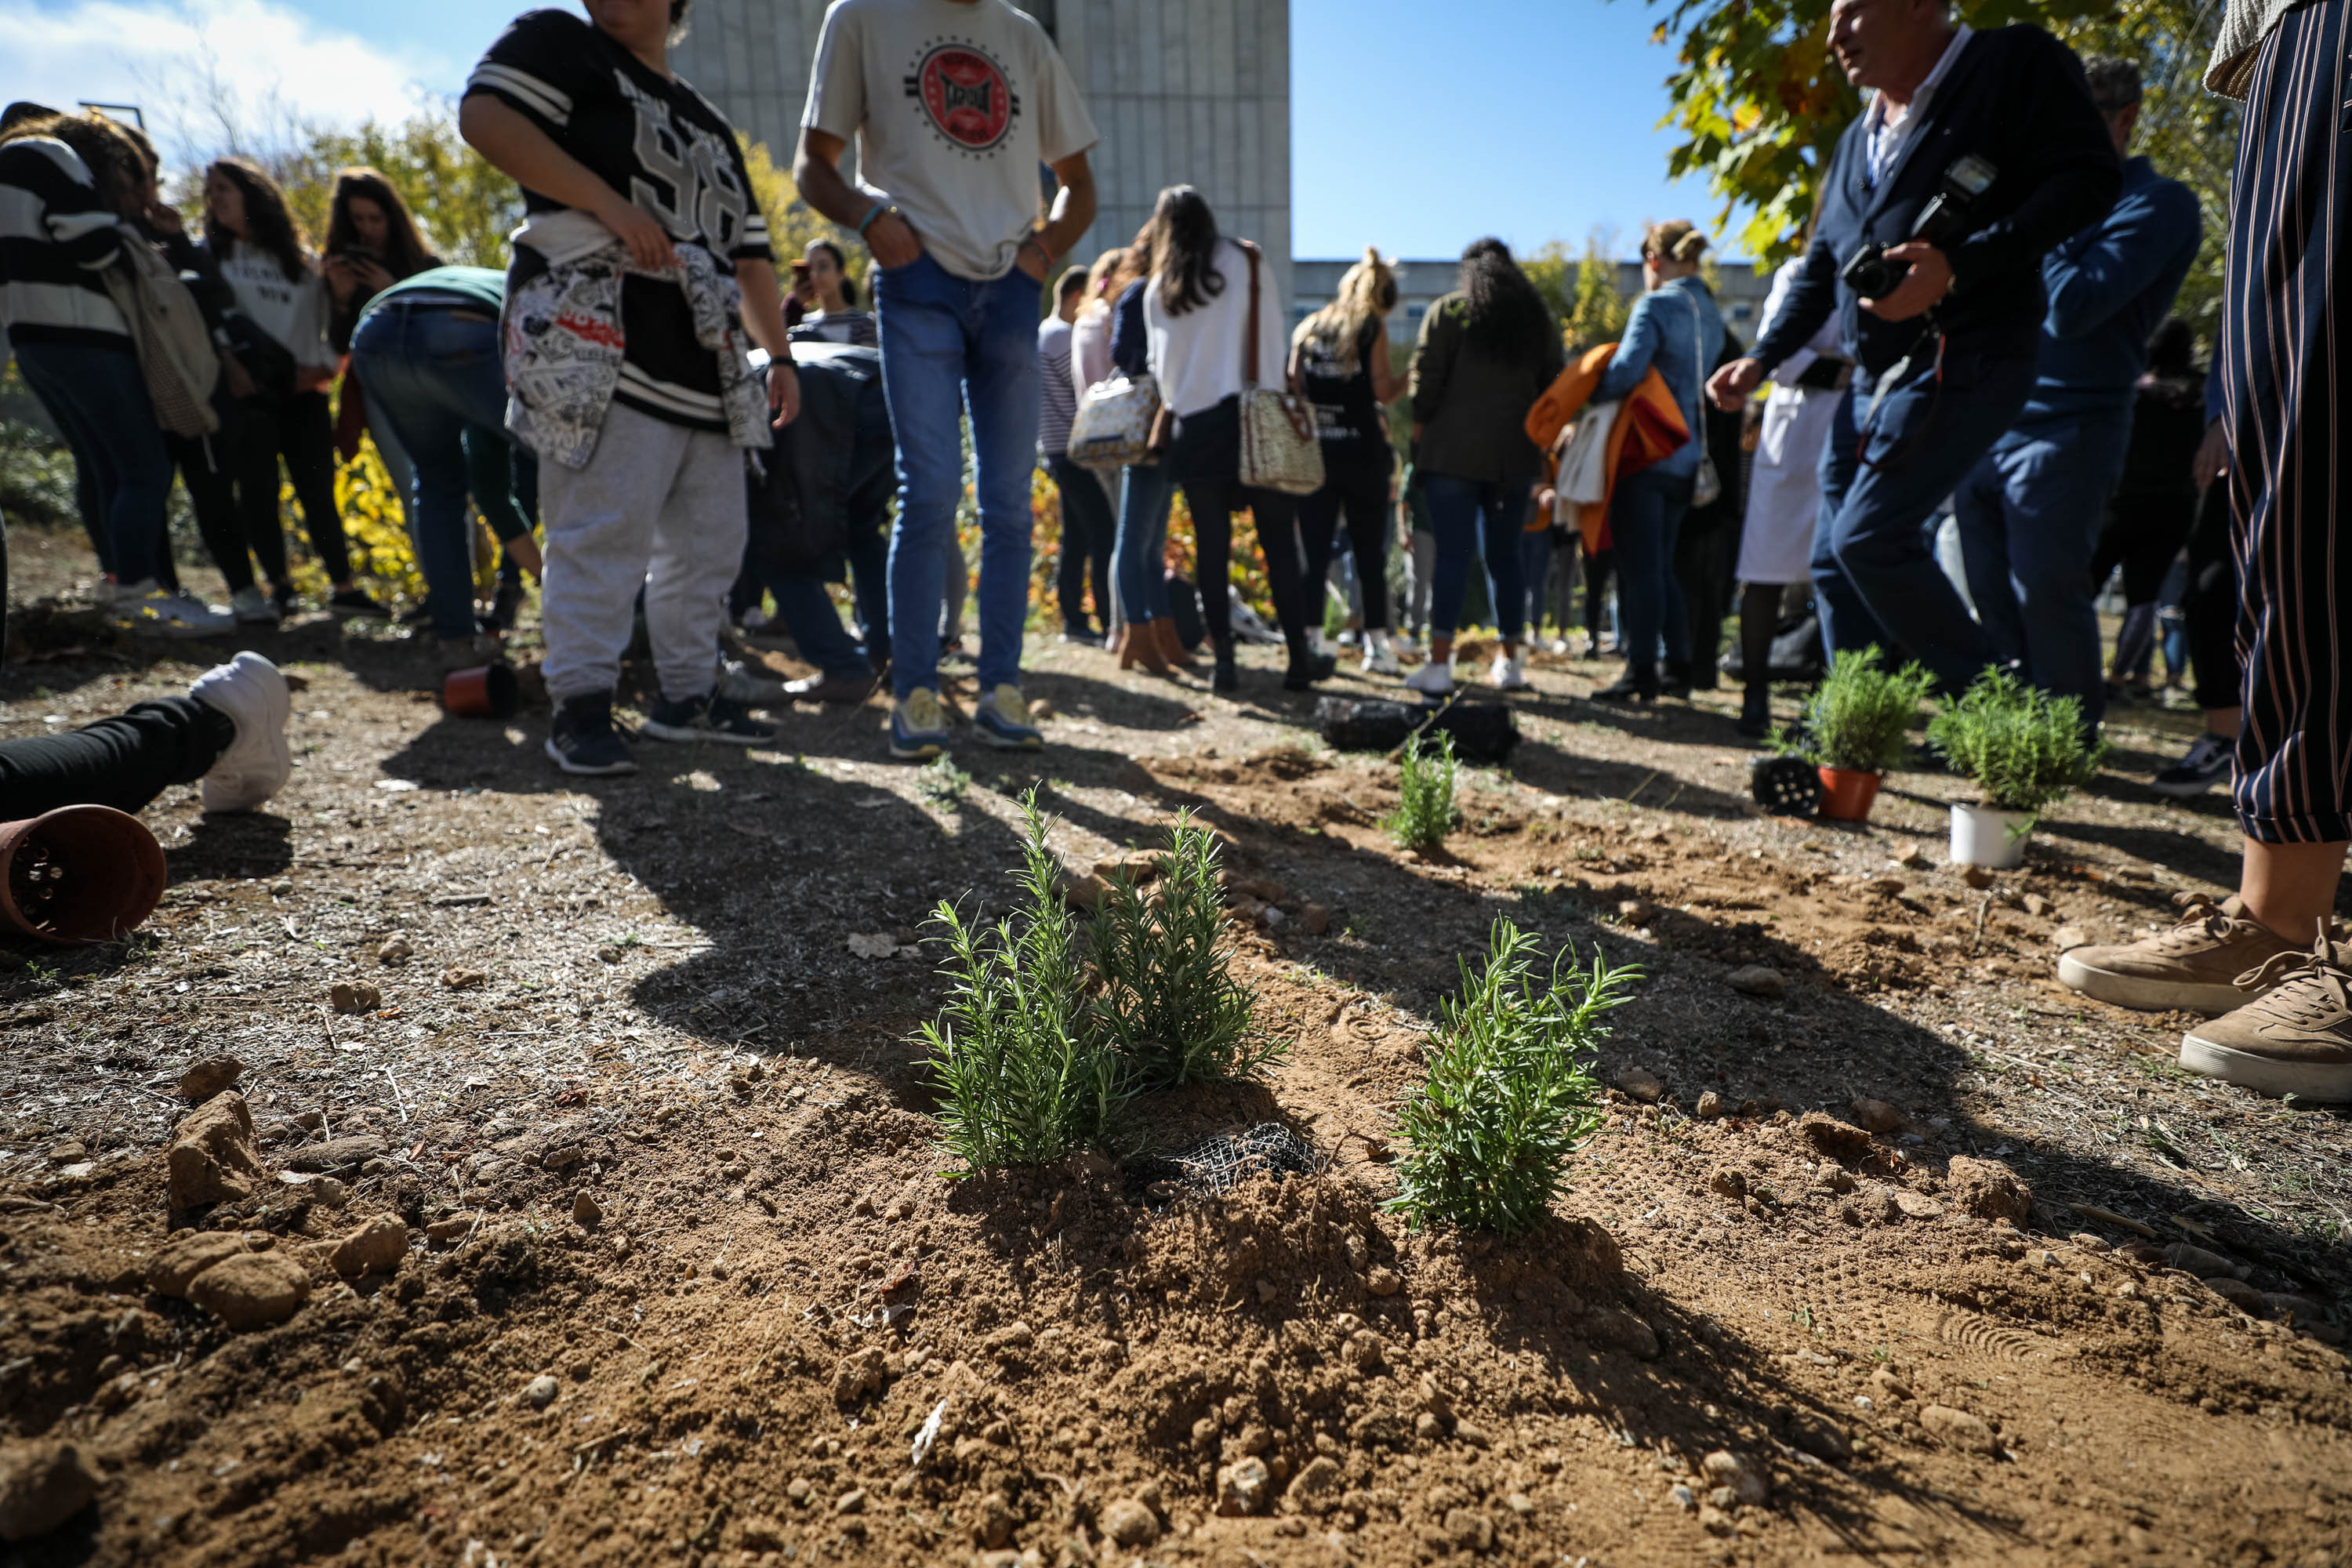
(1752, 24, 2121, 377)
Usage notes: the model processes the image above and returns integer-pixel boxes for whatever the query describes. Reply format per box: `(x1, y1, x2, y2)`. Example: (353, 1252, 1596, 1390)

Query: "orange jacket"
(1524, 343, 1690, 553)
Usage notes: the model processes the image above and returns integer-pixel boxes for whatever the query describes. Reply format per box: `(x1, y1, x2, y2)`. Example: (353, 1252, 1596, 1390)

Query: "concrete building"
(1291, 256, 1777, 349)
(667, 0, 1294, 301)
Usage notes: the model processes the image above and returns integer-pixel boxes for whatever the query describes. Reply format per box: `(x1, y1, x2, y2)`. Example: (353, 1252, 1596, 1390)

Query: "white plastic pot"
(1950, 801, 2031, 869)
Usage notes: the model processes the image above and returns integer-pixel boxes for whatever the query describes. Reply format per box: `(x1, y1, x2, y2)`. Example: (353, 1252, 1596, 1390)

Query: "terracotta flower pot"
(0, 804, 168, 944)
(443, 662, 520, 720)
(1816, 766, 1882, 822)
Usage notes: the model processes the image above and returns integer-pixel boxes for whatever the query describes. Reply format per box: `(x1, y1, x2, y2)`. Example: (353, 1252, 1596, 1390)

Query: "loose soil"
(2, 521, 2348, 1568)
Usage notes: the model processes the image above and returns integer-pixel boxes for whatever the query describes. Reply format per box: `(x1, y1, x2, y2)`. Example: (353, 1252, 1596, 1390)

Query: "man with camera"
(1949, 57, 2200, 734)
(1706, 0, 2120, 695)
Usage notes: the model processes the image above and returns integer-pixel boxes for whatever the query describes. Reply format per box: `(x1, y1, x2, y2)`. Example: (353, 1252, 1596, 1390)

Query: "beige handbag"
(1234, 240, 1324, 497)
(1067, 368, 1162, 467)
(102, 225, 221, 438)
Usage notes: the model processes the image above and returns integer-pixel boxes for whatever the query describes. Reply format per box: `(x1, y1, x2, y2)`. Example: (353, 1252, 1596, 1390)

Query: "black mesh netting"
(1126, 1123, 1322, 1207)
(1750, 755, 1823, 817)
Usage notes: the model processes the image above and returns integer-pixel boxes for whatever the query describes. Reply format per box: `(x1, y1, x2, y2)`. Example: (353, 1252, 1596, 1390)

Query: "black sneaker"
(2151, 731, 2234, 799)
(270, 580, 297, 619)
(641, 691, 779, 746)
(545, 693, 637, 776)
(484, 579, 527, 634)
(330, 587, 389, 619)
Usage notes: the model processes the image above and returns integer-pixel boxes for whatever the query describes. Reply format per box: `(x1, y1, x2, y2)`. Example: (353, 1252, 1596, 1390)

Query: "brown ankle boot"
(1152, 617, 1196, 668)
(1118, 623, 1171, 674)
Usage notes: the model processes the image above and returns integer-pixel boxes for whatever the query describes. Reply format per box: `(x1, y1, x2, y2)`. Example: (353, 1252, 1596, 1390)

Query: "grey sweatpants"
(537, 402, 748, 706)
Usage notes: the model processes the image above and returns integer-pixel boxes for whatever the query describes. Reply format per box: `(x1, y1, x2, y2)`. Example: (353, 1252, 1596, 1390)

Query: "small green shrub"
(916, 753, 971, 807)
(1091, 811, 1279, 1087)
(920, 792, 1124, 1169)
(1927, 666, 2108, 815)
(1385, 731, 1460, 851)
(1389, 918, 1639, 1237)
(1777, 647, 1934, 773)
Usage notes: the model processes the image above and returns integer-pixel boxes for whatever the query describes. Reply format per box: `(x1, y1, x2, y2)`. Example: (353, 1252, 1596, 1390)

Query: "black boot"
(1211, 638, 1239, 694)
(1737, 684, 1771, 739)
(1591, 663, 1660, 704)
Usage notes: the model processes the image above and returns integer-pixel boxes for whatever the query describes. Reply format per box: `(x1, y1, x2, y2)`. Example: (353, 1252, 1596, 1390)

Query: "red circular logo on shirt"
(916, 45, 1013, 151)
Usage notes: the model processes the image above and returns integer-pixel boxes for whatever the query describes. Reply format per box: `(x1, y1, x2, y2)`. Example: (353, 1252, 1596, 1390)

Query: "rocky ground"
(1, 517, 2347, 1568)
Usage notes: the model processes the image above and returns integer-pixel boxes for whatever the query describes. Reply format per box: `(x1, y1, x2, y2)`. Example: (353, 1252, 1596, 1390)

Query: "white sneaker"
(1362, 633, 1403, 677)
(189, 652, 292, 813)
(1405, 659, 1454, 698)
(230, 586, 281, 626)
(114, 580, 234, 638)
(1490, 651, 1531, 691)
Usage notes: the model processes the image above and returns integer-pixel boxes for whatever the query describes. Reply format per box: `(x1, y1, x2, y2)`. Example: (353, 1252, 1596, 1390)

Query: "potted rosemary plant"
(1926, 668, 2107, 867)
(1776, 648, 1934, 822)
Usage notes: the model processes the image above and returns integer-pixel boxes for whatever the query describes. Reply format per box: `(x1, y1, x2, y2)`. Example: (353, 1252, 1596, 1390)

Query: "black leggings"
(1170, 397, 1313, 659)
(169, 423, 283, 594)
(1297, 447, 1392, 632)
(0, 697, 232, 819)
(2091, 485, 2198, 606)
(228, 392, 350, 583)
(1579, 539, 1616, 639)
(2182, 478, 2238, 712)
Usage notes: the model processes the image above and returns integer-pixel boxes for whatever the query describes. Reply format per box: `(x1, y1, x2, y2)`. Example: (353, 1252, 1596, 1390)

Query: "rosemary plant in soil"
(1091, 811, 1279, 1087)
(1385, 729, 1461, 852)
(1390, 917, 1640, 1237)
(917, 792, 1124, 1169)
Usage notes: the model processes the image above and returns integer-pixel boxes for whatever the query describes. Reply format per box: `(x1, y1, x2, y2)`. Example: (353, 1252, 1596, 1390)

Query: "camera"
(1840, 153, 1998, 299)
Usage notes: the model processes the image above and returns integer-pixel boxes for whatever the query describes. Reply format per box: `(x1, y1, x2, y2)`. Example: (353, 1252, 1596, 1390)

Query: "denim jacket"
(1592, 275, 1725, 480)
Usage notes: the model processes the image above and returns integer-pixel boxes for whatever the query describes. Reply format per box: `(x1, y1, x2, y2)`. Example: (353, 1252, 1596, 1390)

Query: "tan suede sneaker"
(2056, 892, 2303, 1014)
(2180, 938, 2352, 1101)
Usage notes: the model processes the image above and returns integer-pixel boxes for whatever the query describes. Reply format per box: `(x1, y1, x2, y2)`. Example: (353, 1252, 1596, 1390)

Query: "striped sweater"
(0, 136, 129, 347)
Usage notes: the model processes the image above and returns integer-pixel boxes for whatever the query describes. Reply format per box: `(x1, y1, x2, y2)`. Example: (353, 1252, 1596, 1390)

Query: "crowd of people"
(0, 0, 2346, 1102)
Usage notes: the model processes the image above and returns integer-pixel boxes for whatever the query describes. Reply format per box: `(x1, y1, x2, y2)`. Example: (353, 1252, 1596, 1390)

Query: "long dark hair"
(204, 157, 309, 283)
(1143, 185, 1225, 318)
(1457, 237, 1551, 357)
(806, 238, 855, 307)
(325, 167, 437, 276)
(0, 111, 146, 216)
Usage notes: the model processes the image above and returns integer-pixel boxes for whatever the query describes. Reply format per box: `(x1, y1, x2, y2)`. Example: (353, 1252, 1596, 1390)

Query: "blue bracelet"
(857, 202, 891, 236)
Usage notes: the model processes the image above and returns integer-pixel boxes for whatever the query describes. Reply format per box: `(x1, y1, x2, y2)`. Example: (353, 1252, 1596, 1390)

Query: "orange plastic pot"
(1816, 767, 1882, 822)
(0, 804, 168, 944)
(443, 662, 520, 719)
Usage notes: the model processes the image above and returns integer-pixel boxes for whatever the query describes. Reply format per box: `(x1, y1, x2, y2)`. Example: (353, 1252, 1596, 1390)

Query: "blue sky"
(3, 0, 1724, 261)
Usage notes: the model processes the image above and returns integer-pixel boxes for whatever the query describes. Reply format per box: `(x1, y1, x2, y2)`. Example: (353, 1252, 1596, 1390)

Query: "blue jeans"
(1422, 473, 1532, 642)
(1814, 343, 2035, 693)
(1610, 466, 1694, 670)
(1112, 462, 1174, 622)
(1519, 525, 1555, 639)
(13, 339, 168, 586)
(350, 303, 517, 639)
(873, 252, 1041, 699)
(1952, 410, 2130, 731)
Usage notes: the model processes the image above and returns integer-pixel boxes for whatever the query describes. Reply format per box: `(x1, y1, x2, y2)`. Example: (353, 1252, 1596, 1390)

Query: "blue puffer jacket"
(1591, 275, 1726, 480)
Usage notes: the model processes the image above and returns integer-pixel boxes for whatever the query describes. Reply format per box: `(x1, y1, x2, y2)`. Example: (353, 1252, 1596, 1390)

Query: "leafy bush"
(1778, 647, 1934, 773)
(920, 793, 1124, 1169)
(916, 753, 971, 807)
(1390, 919, 1639, 1237)
(1927, 666, 2108, 815)
(1091, 811, 1279, 1087)
(1385, 730, 1460, 851)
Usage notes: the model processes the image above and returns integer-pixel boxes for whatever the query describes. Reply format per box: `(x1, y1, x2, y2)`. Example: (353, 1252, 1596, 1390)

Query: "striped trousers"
(2226, 0, 2352, 843)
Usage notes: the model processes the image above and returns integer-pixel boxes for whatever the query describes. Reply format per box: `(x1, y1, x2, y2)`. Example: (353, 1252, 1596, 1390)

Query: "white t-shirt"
(1145, 238, 1289, 419)
(802, 0, 1098, 281)
(218, 241, 334, 372)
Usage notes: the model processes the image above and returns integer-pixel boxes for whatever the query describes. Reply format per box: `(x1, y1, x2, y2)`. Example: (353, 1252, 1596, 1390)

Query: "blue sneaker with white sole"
(890, 687, 952, 760)
(974, 684, 1044, 750)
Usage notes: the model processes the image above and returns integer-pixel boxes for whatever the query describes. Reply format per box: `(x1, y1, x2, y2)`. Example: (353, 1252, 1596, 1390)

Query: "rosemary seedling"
(1091, 811, 1279, 1087)
(1390, 917, 1639, 1236)
(919, 792, 1124, 1168)
(1385, 729, 1460, 852)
